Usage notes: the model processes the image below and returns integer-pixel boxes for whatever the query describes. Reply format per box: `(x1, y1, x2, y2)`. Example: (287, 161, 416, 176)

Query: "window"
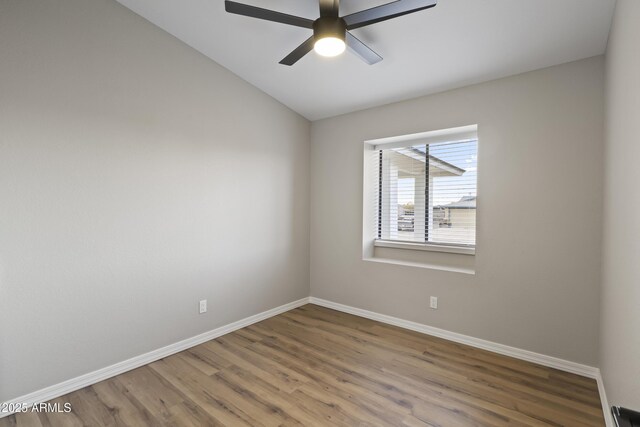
(373, 126, 478, 251)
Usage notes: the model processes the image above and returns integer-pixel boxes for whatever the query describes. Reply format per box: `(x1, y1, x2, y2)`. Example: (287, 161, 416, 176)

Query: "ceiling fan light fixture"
(314, 36, 345, 57)
(313, 17, 347, 57)
(224, 0, 438, 65)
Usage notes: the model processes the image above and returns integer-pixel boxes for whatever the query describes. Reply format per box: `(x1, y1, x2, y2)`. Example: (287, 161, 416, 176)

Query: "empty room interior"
(1, 0, 639, 425)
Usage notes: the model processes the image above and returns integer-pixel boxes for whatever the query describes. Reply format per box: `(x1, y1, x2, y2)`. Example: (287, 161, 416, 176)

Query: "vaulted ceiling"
(116, 0, 616, 120)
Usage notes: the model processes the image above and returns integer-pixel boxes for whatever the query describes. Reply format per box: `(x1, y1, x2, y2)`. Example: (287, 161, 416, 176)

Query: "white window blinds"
(373, 127, 478, 247)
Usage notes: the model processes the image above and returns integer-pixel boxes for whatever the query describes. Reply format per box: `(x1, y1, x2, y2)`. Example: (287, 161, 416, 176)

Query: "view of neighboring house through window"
(376, 129, 477, 248)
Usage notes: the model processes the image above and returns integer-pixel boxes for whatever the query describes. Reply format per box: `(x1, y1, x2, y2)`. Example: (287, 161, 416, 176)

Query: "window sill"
(374, 240, 476, 256)
(363, 256, 475, 275)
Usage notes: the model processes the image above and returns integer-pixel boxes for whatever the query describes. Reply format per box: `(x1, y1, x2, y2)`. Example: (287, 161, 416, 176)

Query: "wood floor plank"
(172, 351, 220, 376)
(91, 377, 163, 426)
(166, 400, 223, 427)
(114, 366, 183, 425)
(148, 357, 255, 427)
(249, 322, 554, 426)
(2, 304, 605, 426)
(246, 340, 412, 425)
(14, 413, 42, 427)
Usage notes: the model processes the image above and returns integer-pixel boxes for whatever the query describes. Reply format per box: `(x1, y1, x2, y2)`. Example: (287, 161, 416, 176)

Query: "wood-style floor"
(1, 304, 604, 426)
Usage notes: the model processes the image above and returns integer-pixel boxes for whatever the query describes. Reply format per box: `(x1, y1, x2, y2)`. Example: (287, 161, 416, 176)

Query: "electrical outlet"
(430, 296, 438, 309)
(199, 299, 207, 314)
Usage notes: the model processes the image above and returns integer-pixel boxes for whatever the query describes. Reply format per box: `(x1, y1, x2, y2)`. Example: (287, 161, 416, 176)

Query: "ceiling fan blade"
(225, 1, 314, 29)
(279, 36, 315, 66)
(346, 32, 382, 65)
(319, 0, 339, 18)
(343, 0, 437, 30)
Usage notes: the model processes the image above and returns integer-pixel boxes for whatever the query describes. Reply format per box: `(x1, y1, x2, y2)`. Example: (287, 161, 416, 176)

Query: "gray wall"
(601, 0, 640, 409)
(0, 0, 310, 401)
(310, 57, 604, 366)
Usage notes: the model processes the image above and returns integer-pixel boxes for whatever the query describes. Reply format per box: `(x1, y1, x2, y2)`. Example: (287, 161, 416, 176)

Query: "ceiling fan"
(224, 0, 437, 66)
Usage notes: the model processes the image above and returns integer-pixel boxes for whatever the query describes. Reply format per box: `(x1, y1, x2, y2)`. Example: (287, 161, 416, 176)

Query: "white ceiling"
(116, 0, 616, 120)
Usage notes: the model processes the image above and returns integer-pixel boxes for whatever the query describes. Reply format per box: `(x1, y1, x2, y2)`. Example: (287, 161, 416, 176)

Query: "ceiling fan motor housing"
(313, 17, 347, 42)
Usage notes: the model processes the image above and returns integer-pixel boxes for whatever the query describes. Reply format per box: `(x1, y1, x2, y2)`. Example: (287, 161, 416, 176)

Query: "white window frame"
(366, 125, 478, 256)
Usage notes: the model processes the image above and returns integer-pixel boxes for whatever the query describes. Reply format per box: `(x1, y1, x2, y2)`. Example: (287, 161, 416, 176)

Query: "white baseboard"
(596, 370, 614, 427)
(0, 297, 310, 419)
(308, 297, 598, 377)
